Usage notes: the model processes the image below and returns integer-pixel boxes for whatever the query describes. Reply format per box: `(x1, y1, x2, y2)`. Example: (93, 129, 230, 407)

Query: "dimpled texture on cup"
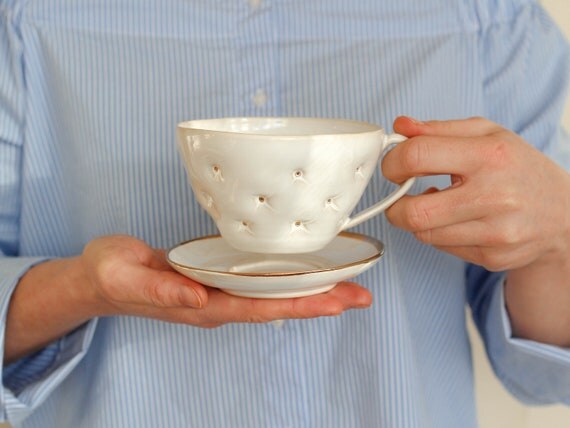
(178, 119, 384, 253)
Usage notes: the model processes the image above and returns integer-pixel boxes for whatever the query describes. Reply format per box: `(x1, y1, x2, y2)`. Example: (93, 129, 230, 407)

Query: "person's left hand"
(381, 116, 570, 272)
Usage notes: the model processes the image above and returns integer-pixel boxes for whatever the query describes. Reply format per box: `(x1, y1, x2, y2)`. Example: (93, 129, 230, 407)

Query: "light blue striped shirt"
(1, 0, 570, 427)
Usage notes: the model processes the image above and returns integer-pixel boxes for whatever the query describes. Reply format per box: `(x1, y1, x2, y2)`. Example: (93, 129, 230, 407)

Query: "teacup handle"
(342, 133, 416, 230)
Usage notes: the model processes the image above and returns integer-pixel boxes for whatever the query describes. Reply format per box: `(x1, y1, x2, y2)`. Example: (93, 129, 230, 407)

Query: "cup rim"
(177, 117, 384, 138)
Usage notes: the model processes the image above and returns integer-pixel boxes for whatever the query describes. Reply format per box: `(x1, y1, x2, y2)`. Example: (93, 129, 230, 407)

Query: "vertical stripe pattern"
(0, 0, 569, 427)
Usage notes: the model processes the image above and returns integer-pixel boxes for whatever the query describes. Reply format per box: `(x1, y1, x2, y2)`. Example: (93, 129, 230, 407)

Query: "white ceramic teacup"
(177, 117, 415, 254)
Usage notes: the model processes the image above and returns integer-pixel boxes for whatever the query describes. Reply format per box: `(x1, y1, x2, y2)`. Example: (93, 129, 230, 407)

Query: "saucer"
(167, 232, 384, 298)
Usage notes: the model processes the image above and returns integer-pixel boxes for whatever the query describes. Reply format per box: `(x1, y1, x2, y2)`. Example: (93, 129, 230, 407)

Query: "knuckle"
(469, 116, 504, 134)
(414, 229, 433, 244)
(244, 314, 271, 324)
(500, 193, 523, 213)
(400, 138, 428, 174)
(326, 302, 344, 316)
(495, 224, 522, 246)
(95, 256, 120, 281)
(143, 278, 170, 307)
(243, 300, 272, 323)
(479, 251, 508, 272)
(384, 206, 398, 226)
(469, 116, 491, 128)
(291, 298, 319, 319)
(478, 222, 524, 255)
(487, 261, 508, 272)
(201, 322, 223, 329)
(92, 257, 124, 295)
(404, 201, 432, 231)
(484, 135, 512, 167)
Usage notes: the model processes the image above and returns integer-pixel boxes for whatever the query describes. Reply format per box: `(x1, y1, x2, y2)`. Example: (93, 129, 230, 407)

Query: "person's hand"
(81, 235, 372, 327)
(382, 116, 570, 272)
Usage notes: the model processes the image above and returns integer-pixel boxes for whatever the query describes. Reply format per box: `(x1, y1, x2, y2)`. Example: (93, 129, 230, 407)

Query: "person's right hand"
(81, 235, 373, 328)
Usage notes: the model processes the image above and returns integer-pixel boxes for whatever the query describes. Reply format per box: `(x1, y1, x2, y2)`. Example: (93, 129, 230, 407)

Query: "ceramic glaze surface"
(167, 232, 384, 298)
(177, 117, 413, 253)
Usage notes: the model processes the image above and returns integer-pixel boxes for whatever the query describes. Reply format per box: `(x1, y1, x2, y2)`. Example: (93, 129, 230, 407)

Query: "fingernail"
(408, 117, 424, 126)
(450, 175, 463, 188)
(190, 287, 204, 309)
(357, 295, 373, 308)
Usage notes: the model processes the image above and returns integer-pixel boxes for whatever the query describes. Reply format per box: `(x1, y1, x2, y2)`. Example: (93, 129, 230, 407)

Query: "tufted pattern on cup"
(178, 118, 385, 253)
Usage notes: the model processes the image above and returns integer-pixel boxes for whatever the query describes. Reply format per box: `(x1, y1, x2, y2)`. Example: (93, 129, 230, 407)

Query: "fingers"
(393, 116, 503, 138)
(238, 281, 372, 321)
(381, 135, 483, 183)
(385, 186, 492, 232)
(190, 282, 372, 326)
(383, 117, 511, 184)
(383, 116, 504, 183)
(433, 244, 536, 272)
(384, 116, 567, 273)
(413, 219, 528, 248)
(327, 281, 373, 307)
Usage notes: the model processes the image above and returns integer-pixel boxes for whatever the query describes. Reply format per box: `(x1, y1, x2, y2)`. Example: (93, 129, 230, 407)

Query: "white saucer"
(167, 232, 384, 298)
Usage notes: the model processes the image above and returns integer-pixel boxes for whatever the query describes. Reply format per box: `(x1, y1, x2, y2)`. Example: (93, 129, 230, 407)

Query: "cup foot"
(221, 283, 336, 299)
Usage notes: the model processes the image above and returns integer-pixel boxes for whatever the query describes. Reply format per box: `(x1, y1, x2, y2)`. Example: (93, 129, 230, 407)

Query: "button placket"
(272, 319, 285, 329)
(248, 0, 262, 10)
(239, 0, 277, 116)
(252, 88, 268, 107)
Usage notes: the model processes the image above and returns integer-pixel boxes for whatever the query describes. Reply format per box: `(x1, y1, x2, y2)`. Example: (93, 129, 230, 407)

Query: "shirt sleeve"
(0, 6, 98, 425)
(467, 1, 570, 405)
(467, 265, 570, 405)
(0, 259, 99, 425)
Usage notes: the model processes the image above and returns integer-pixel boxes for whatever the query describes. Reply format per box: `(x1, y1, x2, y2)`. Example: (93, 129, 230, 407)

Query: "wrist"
(5, 257, 112, 363)
(506, 234, 570, 347)
(69, 256, 119, 318)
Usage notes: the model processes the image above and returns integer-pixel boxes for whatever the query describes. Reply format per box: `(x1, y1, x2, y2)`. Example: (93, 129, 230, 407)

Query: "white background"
(471, 3, 570, 427)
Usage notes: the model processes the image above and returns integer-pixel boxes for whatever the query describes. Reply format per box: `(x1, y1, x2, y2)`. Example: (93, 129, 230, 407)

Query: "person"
(1, 0, 569, 426)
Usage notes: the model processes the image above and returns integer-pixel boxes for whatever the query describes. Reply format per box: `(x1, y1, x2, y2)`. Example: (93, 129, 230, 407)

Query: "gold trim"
(177, 117, 384, 139)
(166, 232, 384, 278)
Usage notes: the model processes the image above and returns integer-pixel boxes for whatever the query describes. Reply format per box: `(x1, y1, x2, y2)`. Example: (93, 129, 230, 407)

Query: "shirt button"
(252, 89, 267, 107)
(272, 319, 285, 329)
(249, 0, 262, 10)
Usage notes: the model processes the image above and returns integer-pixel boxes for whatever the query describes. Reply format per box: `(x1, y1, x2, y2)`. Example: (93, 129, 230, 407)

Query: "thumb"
(85, 236, 209, 310)
(112, 256, 208, 309)
(393, 116, 502, 138)
(133, 245, 209, 308)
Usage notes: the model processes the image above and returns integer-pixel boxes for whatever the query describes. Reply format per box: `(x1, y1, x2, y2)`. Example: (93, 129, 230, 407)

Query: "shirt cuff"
(0, 257, 98, 425)
(484, 278, 570, 405)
